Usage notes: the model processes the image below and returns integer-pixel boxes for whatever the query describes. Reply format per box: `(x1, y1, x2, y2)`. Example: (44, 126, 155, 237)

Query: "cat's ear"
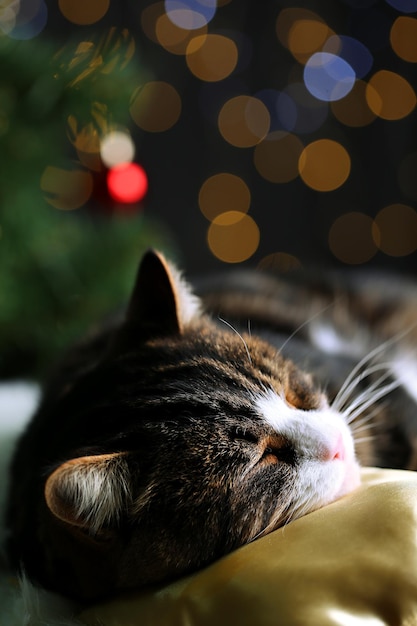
(124, 249, 201, 336)
(44, 453, 131, 534)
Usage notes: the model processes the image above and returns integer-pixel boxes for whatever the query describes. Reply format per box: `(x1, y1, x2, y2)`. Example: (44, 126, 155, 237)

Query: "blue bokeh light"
(304, 53, 356, 102)
(385, 0, 417, 12)
(165, 0, 217, 30)
(324, 35, 373, 79)
(255, 89, 297, 132)
(8, 0, 48, 40)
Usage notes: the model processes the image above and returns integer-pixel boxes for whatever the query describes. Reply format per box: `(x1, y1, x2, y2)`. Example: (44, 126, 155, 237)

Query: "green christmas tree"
(0, 30, 172, 378)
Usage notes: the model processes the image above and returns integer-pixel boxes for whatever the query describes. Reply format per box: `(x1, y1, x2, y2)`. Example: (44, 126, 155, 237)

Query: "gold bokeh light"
(58, 0, 110, 25)
(390, 17, 417, 64)
(40, 167, 93, 210)
(207, 211, 260, 263)
(199, 173, 251, 221)
(331, 80, 377, 127)
(186, 34, 238, 82)
(130, 81, 182, 132)
(298, 139, 351, 192)
(276, 9, 333, 64)
(218, 96, 270, 148)
(141, 2, 165, 44)
(288, 19, 333, 65)
(373, 204, 417, 257)
(257, 252, 302, 272)
(329, 212, 378, 265)
(156, 12, 207, 55)
(366, 70, 416, 120)
(254, 131, 304, 183)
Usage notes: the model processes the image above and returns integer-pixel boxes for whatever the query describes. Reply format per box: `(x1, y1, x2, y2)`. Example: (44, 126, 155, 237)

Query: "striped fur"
(6, 250, 417, 601)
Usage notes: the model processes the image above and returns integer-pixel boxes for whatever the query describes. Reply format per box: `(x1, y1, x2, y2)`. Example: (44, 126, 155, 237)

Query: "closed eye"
(230, 426, 258, 445)
(259, 436, 296, 465)
(230, 427, 296, 465)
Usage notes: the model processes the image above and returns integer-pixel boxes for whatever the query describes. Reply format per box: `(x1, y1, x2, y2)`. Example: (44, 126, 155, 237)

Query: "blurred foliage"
(0, 34, 172, 379)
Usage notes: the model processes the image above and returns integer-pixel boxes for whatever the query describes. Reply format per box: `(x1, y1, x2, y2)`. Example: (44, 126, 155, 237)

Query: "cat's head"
(43, 250, 360, 599)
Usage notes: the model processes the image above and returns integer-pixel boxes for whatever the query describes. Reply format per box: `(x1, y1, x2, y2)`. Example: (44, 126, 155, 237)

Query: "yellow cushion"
(80, 468, 417, 626)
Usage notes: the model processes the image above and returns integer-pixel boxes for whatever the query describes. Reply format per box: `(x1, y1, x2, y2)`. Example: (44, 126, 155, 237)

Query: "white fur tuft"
(168, 262, 202, 326)
(53, 454, 131, 534)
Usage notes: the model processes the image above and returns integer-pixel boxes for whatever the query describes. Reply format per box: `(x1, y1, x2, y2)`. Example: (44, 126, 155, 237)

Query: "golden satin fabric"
(80, 468, 417, 626)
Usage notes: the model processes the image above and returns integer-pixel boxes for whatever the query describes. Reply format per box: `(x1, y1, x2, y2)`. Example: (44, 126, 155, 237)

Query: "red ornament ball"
(107, 162, 148, 204)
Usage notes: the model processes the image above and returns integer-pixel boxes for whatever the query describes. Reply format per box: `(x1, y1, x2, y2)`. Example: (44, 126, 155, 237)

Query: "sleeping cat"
(6, 250, 417, 601)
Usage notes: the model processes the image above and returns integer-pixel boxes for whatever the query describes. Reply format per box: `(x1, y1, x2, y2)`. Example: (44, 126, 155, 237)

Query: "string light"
(276, 8, 333, 64)
(257, 253, 302, 272)
(4, 0, 47, 39)
(164, 0, 217, 30)
(130, 81, 182, 132)
(141, 2, 165, 44)
(100, 131, 135, 168)
(156, 14, 206, 55)
(207, 211, 260, 263)
(218, 96, 270, 147)
(10, 0, 415, 268)
(254, 132, 304, 184)
(323, 35, 373, 79)
(385, 0, 417, 13)
(303, 52, 356, 102)
(287, 18, 334, 65)
(199, 173, 251, 220)
(366, 70, 416, 120)
(390, 17, 417, 63)
(373, 204, 417, 256)
(329, 213, 378, 264)
(186, 34, 238, 82)
(40, 166, 93, 210)
(298, 139, 351, 191)
(331, 80, 377, 127)
(58, 0, 109, 25)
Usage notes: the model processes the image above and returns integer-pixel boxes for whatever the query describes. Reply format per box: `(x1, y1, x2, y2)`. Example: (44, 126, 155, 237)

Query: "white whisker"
(341, 369, 393, 420)
(350, 416, 379, 432)
(353, 436, 375, 444)
(349, 403, 387, 432)
(352, 423, 377, 435)
(218, 316, 252, 366)
(333, 362, 393, 412)
(345, 379, 401, 424)
(333, 323, 417, 412)
(279, 299, 338, 355)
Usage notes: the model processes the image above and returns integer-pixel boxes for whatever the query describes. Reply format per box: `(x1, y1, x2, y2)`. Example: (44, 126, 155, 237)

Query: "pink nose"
(331, 434, 346, 461)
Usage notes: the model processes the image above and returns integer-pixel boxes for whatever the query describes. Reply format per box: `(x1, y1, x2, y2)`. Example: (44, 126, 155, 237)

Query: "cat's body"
(6, 251, 417, 601)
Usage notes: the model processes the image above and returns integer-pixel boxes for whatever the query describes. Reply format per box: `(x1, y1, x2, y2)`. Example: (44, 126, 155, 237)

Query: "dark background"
(1, 0, 417, 376)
